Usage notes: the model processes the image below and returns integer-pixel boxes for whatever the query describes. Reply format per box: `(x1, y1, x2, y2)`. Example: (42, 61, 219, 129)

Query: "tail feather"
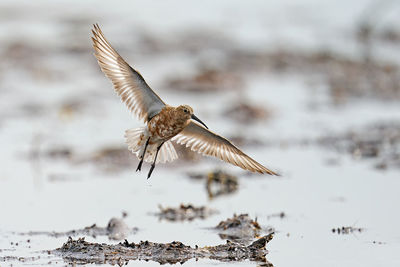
(125, 127, 148, 155)
(159, 140, 178, 163)
(125, 127, 178, 164)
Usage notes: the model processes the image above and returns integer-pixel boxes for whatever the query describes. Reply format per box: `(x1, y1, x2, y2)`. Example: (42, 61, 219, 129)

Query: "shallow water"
(1, 0, 400, 266)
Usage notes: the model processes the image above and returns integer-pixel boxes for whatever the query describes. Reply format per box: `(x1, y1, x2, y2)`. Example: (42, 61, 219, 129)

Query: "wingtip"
(257, 165, 280, 176)
(91, 25, 99, 41)
(265, 169, 281, 176)
(92, 23, 102, 36)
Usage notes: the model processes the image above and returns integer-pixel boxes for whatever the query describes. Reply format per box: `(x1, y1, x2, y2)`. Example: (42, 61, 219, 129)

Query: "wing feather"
(92, 24, 166, 122)
(173, 121, 278, 175)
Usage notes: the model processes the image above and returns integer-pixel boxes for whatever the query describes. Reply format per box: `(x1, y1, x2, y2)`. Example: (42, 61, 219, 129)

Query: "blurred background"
(1, 0, 400, 266)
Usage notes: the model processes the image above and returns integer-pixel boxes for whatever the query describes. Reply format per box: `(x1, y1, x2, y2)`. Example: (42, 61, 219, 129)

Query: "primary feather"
(92, 24, 165, 122)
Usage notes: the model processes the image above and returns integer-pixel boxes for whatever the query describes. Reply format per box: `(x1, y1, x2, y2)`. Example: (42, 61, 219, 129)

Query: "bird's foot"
(147, 164, 155, 179)
(136, 159, 143, 172)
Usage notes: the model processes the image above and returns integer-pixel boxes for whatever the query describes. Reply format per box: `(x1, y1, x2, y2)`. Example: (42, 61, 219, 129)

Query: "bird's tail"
(125, 127, 178, 164)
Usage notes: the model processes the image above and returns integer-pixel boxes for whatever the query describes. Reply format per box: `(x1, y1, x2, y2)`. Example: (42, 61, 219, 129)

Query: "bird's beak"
(191, 114, 208, 129)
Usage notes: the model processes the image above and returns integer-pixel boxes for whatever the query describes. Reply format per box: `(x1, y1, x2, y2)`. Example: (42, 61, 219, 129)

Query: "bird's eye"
(184, 109, 188, 113)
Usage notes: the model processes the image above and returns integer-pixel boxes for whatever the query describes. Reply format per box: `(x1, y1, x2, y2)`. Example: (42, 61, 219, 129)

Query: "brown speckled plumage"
(148, 105, 192, 143)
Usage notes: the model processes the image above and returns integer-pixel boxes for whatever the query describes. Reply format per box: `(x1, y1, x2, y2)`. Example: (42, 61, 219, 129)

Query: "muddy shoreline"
(55, 234, 273, 265)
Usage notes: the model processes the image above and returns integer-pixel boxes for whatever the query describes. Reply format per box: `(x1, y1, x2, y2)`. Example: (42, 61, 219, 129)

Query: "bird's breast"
(148, 109, 187, 142)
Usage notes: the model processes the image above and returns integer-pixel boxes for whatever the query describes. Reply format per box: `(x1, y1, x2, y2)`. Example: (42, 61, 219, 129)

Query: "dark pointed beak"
(191, 114, 208, 129)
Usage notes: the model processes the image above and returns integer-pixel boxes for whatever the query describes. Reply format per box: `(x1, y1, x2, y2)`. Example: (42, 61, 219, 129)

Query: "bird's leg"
(147, 142, 164, 179)
(136, 137, 150, 172)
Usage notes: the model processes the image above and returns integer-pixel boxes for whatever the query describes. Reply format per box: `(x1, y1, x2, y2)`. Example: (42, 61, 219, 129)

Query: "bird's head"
(177, 105, 208, 129)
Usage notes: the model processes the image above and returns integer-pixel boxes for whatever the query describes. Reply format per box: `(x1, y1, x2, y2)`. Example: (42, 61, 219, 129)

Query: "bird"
(91, 24, 278, 178)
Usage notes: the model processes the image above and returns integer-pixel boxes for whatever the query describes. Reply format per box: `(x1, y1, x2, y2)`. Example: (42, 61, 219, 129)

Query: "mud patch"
(206, 170, 238, 199)
(154, 204, 217, 222)
(216, 214, 273, 243)
(55, 233, 273, 265)
(187, 170, 239, 199)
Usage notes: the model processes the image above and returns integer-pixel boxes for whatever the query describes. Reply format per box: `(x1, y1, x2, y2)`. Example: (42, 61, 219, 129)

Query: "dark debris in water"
(154, 204, 217, 222)
(0, 256, 42, 263)
(43, 147, 73, 160)
(55, 233, 273, 265)
(332, 226, 364, 235)
(20, 218, 137, 241)
(372, 240, 386, 245)
(267, 212, 286, 220)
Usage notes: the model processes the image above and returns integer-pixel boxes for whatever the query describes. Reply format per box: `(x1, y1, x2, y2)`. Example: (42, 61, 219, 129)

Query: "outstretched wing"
(173, 121, 278, 175)
(91, 24, 166, 122)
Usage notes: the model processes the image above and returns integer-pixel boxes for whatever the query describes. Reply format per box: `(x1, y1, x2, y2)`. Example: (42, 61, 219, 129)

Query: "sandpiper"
(91, 24, 278, 178)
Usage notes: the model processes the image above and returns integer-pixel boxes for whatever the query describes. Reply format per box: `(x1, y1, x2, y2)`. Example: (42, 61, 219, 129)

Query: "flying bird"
(91, 24, 278, 178)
